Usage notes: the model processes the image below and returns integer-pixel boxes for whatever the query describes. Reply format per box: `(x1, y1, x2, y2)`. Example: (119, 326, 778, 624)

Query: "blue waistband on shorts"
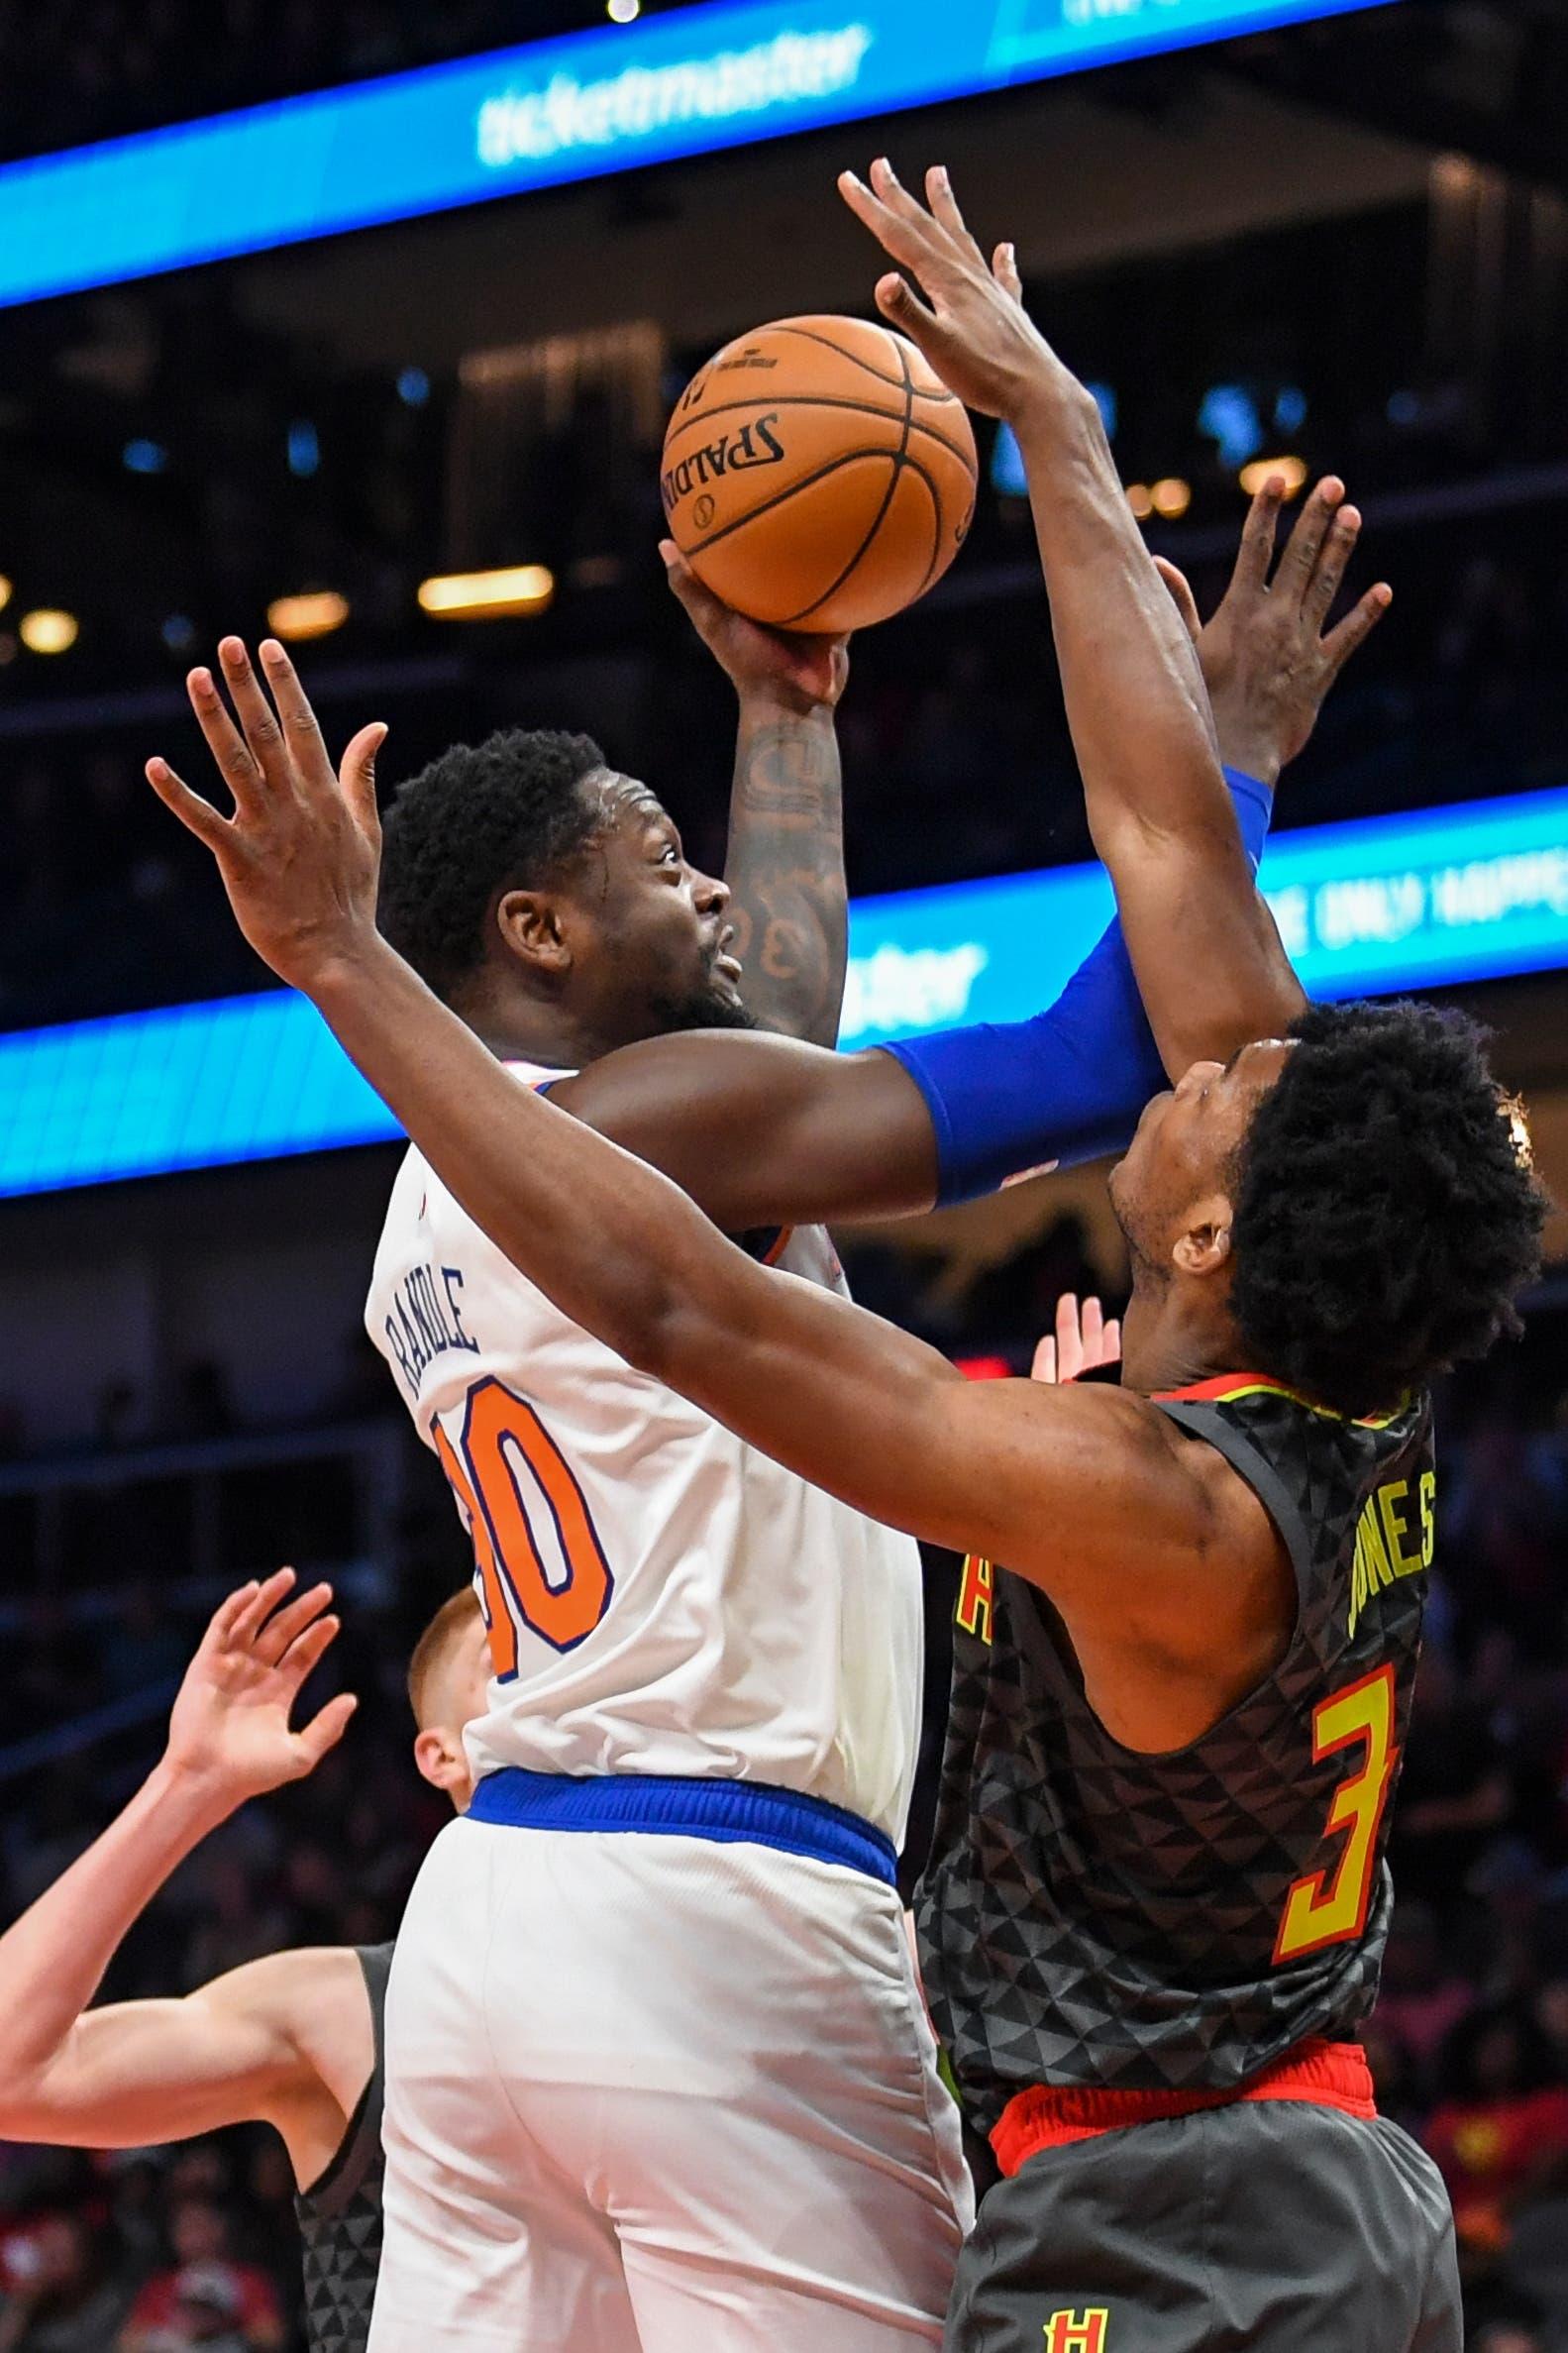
(466, 1767, 897, 1887)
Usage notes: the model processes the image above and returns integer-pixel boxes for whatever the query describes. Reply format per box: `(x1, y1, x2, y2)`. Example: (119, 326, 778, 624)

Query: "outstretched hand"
(838, 158, 1063, 423)
(1032, 1294, 1122, 1387)
(1154, 476, 1391, 789)
(163, 1569, 357, 1810)
(662, 543, 849, 711)
(146, 638, 385, 992)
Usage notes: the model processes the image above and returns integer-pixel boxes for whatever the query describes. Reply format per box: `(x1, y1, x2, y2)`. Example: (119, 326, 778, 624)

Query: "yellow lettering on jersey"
(1043, 2312, 1109, 2353)
(957, 1553, 994, 1646)
(1348, 1475, 1434, 1637)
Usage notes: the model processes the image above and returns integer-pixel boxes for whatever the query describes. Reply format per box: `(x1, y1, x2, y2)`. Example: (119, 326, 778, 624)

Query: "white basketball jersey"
(365, 1062, 923, 1846)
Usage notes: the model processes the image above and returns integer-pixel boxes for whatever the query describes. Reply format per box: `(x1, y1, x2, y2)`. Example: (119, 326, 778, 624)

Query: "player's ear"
(1172, 1191, 1234, 1279)
(414, 1724, 468, 1794)
(494, 887, 572, 977)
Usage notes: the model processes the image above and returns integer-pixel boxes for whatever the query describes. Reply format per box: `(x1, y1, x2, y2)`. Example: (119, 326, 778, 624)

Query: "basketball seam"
(777, 333, 916, 629)
(664, 392, 978, 481)
(769, 321, 963, 402)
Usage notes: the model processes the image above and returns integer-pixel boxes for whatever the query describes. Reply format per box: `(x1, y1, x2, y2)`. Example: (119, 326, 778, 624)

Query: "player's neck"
(1118, 1284, 1242, 1400)
(459, 981, 628, 1073)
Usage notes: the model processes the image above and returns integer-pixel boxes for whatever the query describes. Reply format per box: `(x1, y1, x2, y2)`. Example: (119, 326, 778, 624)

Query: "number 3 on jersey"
(1275, 1663, 1399, 1964)
(433, 1377, 614, 1675)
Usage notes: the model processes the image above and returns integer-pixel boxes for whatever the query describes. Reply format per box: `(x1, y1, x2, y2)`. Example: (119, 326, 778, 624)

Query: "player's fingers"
(870, 156, 944, 238)
(838, 169, 934, 273)
(184, 665, 267, 815)
(1103, 1318, 1123, 1365)
(295, 1692, 358, 1773)
(146, 756, 237, 855)
(339, 721, 387, 841)
(1303, 504, 1361, 631)
(1054, 1292, 1084, 1384)
(1081, 1296, 1105, 1365)
(1272, 476, 1344, 603)
(203, 1581, 262, 1657)
(229, 1565, 297, 1649)
(254, 1580, 335, 1667)
(1152, 557, 1202, 644)
(661, 540, 723, 626)
(1321, 581, 1393, 679)
(257, 638, 332, 780)
(992, 241, 1022, 303)
(1031, 1333, 1059, 1385)
(924, 164, 984, 263)
(216, 638, 294, 791)
(275, 1611, 340, 1693)
(1229, 477, 1286, 597)
(874, 271, 942, 342)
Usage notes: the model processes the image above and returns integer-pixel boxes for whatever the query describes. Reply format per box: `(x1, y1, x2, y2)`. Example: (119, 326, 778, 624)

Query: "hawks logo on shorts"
(1042, 2311, 1109, 2353)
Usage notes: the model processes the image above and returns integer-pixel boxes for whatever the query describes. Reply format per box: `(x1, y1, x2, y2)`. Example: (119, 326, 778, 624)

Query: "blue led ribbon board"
(0, 0, 1395, 309)
(1, 778, 1564, 1201)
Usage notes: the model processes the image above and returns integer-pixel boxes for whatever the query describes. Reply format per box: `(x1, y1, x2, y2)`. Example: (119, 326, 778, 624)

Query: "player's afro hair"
(377, 728, 607, 1000)
(1229, 1000, 1546, 1419)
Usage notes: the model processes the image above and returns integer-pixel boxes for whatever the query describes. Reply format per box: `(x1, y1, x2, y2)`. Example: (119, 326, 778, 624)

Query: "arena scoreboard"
(0, 0, 1398, 308)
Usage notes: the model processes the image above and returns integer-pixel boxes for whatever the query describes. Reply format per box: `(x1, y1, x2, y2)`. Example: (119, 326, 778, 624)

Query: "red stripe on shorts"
(991, 2038, 1377, 2176)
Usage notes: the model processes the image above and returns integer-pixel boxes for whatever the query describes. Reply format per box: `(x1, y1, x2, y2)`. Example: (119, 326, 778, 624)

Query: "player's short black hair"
(1229, 1000, 1546, 1419)
(378, 728, 607, 1000)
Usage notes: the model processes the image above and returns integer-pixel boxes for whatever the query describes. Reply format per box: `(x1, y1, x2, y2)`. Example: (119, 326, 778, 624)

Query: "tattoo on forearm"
(736, 724, 837, 825)
(725, 714, 848, 1042)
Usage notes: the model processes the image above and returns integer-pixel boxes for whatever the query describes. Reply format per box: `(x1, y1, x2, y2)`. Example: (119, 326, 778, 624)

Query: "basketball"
(660, 314, 978, 635)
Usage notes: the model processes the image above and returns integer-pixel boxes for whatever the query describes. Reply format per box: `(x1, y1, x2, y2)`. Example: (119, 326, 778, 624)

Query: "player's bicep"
(551, 1033, 938, 1229)
(4, 1982, 296, 2148)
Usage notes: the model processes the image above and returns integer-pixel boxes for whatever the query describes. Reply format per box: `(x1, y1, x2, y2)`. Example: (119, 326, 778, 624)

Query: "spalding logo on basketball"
(660, 314, 979, 634)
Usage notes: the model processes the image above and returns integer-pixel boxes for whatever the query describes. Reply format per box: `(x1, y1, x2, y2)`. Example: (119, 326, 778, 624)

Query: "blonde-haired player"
(0, 1572, 488, 2353)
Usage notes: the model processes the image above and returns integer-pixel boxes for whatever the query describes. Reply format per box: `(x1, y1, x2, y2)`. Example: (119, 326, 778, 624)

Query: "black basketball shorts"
(946, 2099, 1460, 2353)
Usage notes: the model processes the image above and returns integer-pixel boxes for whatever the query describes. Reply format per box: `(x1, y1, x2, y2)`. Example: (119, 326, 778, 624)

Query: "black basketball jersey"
(916, 1375, 1433, 2131)
(294, 1944, 389, 2353)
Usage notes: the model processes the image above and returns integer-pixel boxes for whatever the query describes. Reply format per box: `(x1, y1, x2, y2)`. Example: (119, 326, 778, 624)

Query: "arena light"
(1239, 455, 1308, 499)
(1124, 483, 1154, 521)
(266, 590, 350, 642)
(20, 607, 77, 654)
(607, 0, 641, 18)
(1151, 478, 1192, 519)
(0, 574, 12, 611)
(418, 564, 555, 619)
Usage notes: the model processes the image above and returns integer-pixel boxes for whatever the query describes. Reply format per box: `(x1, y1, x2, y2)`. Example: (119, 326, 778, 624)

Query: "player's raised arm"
(663, 545, 853, 1046)
(836, 160, 1382, 1076)
(550, 483, 1388, 1221)
(144, 650, 1256, 1669)
(0, 1573, 356, 2160)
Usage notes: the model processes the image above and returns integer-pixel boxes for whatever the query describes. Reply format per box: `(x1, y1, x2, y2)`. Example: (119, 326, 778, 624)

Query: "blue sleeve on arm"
(884, 768, 1274, 1205)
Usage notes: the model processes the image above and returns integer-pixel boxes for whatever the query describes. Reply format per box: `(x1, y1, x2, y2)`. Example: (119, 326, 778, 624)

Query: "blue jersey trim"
(467, 1766, 897, 1885)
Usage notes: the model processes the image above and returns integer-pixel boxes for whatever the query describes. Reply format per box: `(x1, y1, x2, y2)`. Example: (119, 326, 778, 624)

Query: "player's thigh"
(948, 2102, 1457, 2353)
(480, 1832, 972, 2345)
(371, 1819, 642, 2353)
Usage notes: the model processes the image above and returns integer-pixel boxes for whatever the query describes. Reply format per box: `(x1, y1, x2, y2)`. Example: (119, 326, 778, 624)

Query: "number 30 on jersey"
(432, 1377, 614, 1675)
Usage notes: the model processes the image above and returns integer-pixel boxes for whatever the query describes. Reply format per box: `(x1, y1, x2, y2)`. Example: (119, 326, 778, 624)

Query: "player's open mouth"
(716, 952, 744, 983)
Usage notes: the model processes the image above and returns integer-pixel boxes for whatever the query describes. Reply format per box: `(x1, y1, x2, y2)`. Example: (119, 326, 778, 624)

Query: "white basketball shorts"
(367, 1770, 974, 2352)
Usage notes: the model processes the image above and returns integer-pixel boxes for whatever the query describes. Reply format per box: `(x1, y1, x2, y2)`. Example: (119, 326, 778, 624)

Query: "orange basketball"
(660, 314, 978, 635)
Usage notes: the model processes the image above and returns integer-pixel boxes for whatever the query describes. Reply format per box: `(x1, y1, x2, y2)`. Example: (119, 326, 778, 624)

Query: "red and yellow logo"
(1043, 2312, 1109, 2353)
(957, 1552, 994, 1646)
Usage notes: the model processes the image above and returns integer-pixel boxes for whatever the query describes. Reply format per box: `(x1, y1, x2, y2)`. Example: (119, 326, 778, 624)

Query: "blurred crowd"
(0, 1223, 1566, 2345)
